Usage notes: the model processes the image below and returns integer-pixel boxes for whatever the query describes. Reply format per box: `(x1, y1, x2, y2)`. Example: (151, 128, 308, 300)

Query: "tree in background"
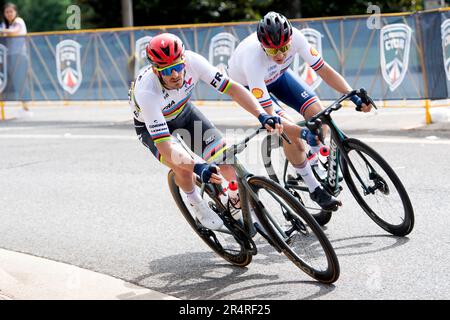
(263, 0, 424, 19)
(83, 0, 426, 29)
(0, 0, 72, 32)
(75, 0, 266, 28)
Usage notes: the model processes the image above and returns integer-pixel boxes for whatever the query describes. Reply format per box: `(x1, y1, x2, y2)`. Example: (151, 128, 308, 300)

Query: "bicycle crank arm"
(253, 222, 282, 253)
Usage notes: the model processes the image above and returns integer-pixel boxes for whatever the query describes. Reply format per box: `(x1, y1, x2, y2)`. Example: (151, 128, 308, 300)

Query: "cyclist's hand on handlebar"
(351, 94, 373, 113)
(194, 163, 223, 184)
(361, 103, 373, 113)
(258, 113, 283, 134)
(300, 128, 320, 146)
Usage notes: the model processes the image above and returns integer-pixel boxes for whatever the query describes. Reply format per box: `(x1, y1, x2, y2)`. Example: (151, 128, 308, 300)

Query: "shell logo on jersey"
(56, 40, 82, 95)
(380, 24, 412, 91)
(0, 44, 7, 93)
(441, 19, 450, 81)
(134, 36, 152, 78)
(293, 28, 323, 90)
(252, 88, 264, 99)
(208, 32, 237, 75)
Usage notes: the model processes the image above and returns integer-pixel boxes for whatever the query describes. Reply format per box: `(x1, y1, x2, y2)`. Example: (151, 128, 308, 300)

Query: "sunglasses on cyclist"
(155, 60, 186, 76)
(263, 43, 291, 56)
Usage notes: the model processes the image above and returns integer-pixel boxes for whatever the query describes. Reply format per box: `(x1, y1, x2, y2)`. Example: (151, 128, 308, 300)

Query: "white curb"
(0, 248, 178, 300)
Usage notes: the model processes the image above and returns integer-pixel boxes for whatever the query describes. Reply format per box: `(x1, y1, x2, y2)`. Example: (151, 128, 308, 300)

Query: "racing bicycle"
(262, 89, 414, 236)
(168, 124, 340, 283)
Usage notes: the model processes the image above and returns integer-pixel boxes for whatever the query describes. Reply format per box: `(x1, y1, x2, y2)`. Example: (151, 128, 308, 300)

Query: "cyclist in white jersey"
(129, 33, 283, 231)
(228, 11, 374, 211)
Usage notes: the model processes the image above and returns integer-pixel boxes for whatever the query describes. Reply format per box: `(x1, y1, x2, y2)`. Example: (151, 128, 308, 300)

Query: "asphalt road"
(1, 104, 449, 300)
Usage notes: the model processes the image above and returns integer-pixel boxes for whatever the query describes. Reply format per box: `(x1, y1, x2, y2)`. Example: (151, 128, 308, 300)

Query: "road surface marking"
(0, 133, 450, 145)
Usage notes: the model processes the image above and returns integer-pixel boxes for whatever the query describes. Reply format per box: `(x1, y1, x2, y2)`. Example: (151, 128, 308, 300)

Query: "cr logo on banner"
(380, 23, 412, 92)
(208, 32, 237, 75)
(441, 19, 450, 81)
(293, 28, 323, 90)
(56, 39, 82, 95)
(135, 36, 152, 78)
(0, 44, 7, 94)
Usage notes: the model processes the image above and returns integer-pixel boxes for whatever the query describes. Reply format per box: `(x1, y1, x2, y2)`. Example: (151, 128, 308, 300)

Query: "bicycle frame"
(282, 89, 379, 198)
(221, 133, 299, 240)
(177, 127, 296, 240)
(282, 117, 346, 197)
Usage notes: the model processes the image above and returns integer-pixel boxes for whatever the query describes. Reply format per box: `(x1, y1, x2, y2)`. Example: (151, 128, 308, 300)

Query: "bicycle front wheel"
(340, 138, 414, 236)
(168, 171, 253, 267)
(247, 176, 340, 284)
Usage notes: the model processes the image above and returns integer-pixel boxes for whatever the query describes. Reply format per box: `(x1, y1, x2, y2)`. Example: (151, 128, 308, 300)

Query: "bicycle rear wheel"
(168, 171, 253, 267)
(340, 138, 414, 236)
(247, 176, 340, 284)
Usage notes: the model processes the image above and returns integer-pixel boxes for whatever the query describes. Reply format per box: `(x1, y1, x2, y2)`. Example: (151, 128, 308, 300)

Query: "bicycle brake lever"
(318, 130, 325, 145)
(281, 132, 292, 145)
(263, 119, 290, 144)
(306, 119, 324, 144)
(358, 88, 378, 110)
(200, 183, 206, 198)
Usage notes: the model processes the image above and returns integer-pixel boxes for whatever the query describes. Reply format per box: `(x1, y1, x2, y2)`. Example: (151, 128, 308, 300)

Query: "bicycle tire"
(167, 171, 253, 267)
(247, 176, 340, 283)
(261, 134, 333, 226)
(340, 138, 414, 236)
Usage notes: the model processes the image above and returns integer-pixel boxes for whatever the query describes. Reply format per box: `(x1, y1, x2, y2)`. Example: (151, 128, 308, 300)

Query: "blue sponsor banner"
(0, 10, 447, 102)
(439, 11, 450, 98)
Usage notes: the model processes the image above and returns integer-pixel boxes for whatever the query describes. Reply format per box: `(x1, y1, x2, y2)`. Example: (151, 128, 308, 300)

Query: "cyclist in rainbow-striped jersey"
(129, 33, 283, 231)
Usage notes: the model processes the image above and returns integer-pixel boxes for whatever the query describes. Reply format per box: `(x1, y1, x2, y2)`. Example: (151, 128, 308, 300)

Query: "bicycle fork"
(239, 177, 284, 253)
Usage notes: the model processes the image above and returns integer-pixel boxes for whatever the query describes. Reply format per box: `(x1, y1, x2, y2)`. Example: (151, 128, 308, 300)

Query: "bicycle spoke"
(341, 139, 414, 236)
(168, 170, 253, 267)
(346, 149, 405, 226)
(255, 187, 331, 274)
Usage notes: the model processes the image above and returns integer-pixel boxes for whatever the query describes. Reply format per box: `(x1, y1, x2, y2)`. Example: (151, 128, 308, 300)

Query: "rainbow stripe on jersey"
(218, 79, 232, 94)
(151, 131, 171, 144)
(162, 94, 192, 121)
(203, 138, 227, 163)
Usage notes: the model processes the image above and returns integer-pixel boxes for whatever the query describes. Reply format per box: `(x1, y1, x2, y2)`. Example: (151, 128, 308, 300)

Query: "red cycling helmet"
(257, 11, 293, 48)
(146, 33, 185, 67)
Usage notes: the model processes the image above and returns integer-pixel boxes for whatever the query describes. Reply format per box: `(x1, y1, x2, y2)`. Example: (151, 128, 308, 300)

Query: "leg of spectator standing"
(13, 53, 32, 117)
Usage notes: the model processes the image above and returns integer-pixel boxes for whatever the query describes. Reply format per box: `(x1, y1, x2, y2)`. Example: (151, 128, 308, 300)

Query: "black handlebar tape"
(266, 118, 276, 128)
(210, 163, 219, 174)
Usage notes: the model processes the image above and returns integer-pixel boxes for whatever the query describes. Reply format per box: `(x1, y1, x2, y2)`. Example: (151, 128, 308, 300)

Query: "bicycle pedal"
(324, 201, 342, 212)
(287, 174, 303, 185)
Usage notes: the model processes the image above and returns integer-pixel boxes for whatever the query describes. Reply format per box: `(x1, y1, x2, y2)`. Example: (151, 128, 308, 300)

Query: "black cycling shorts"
(134, 102, 226, 164)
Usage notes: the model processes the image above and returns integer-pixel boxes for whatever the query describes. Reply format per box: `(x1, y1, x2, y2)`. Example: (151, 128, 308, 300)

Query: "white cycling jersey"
(228, 27, 325, 110)
(129, 50, 232, 144)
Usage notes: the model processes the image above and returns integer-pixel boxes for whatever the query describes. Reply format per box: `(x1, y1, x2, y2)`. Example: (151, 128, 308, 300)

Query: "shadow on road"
(129, 241, 336, 300)
(327, 234, 410, 257)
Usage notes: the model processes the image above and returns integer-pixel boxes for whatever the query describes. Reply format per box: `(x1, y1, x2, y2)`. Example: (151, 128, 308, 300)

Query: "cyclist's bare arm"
(155, 140, 196, 172)
(156, 141, 222, 184)
(316, 63, 352, 94)
(316, 64, 372, 112)
(226, 80, 265, 118)
(226, 80, 283, 133)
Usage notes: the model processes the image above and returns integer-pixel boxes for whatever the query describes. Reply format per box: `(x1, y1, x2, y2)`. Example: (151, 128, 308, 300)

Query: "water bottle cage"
(228, 195, 241, 210)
